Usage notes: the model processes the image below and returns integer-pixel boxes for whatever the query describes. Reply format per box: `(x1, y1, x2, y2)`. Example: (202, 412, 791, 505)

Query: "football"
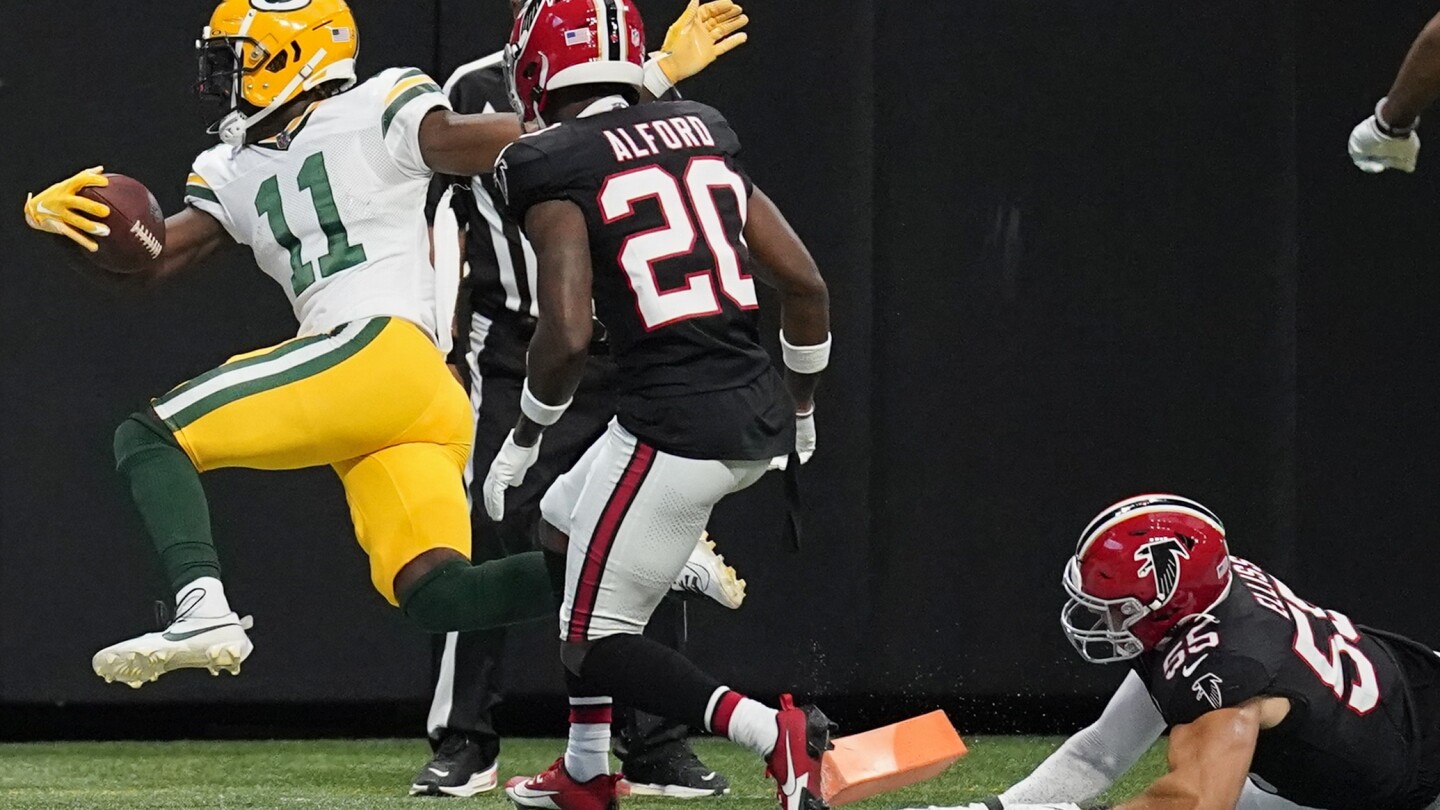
(77, 174, 166, 274)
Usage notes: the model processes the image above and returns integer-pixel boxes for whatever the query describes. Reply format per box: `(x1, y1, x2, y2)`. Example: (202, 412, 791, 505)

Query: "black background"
(2, 0, 1438, 737)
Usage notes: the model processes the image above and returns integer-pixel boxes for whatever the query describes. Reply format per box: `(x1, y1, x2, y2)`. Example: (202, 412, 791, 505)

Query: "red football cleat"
(505, 757, 620, 810)
(766, 694, 836, 810)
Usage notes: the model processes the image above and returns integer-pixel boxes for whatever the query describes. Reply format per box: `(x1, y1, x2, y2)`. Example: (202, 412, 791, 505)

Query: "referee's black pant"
(425, 315, 691, 765)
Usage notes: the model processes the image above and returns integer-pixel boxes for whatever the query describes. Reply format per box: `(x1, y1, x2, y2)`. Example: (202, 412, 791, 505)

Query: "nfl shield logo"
(276, 130, 293, 150)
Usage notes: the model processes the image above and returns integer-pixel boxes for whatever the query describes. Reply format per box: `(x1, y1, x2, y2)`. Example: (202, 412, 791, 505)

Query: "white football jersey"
(184, 68, 451, 346)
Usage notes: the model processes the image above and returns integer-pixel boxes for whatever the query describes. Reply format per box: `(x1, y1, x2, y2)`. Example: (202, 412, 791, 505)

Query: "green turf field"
(0, 736, 1167, 809)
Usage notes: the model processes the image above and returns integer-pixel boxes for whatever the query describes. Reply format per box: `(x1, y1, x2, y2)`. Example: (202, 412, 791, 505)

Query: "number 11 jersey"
(1134, 557, 1440, 810)
(184, 68, 451, 343)
(496, 99, 794, 461)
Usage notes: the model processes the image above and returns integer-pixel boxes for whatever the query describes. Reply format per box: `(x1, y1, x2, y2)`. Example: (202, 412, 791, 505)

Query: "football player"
(1348, 10, 1440, 172)
(20, 0, 742, 689)
(415, 0, 750, 798)
(928, 495, 1440, 810)
(485, 2, 833, 810)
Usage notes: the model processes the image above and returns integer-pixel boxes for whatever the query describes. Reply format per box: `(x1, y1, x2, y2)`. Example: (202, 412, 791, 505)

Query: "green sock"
(113, 412, 220, 594)
(399, 552, 558, 633)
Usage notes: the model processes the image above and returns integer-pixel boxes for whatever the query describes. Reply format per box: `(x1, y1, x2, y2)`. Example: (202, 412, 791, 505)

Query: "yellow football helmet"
(197, 0, 359, 146)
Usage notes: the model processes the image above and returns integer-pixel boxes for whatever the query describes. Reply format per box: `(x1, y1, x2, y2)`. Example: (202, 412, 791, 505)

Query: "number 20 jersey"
(1134, 557, 1440, 810)
(183, 68, 451, 343)
(495, 100, 794, 460)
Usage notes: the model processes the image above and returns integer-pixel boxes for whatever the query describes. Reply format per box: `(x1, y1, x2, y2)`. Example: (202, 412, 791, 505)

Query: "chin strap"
(213, 49, 333, 148)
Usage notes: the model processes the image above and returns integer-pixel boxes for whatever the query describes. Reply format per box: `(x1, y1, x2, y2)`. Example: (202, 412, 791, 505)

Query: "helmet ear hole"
(266, 43, 302, 74)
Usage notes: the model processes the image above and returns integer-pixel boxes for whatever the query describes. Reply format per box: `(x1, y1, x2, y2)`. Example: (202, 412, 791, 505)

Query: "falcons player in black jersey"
(482, 2, 833, 810)
(939, 494, 1440, 810)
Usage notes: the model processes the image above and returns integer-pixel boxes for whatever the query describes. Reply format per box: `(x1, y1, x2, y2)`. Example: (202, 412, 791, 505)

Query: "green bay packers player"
(21, 0, 745, 688)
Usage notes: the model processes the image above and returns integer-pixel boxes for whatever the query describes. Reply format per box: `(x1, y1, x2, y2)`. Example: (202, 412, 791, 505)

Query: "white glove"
(483, 431, 542, 522)
(1349, 114, 1420, 174)
(770, 411, 817, 471)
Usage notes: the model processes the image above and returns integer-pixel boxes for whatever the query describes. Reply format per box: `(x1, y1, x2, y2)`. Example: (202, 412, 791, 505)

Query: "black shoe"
(410, 733, 499, 798)
(620, 745, 731, 798)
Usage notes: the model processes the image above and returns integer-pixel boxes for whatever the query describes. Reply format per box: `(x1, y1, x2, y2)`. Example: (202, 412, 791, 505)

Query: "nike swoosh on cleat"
(428, 767, 451, 777)
(161, 623, 241, 642)
(780, 738, 808, 810)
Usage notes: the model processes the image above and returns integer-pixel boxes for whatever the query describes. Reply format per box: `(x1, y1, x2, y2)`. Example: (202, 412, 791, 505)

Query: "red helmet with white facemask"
(506, 0, 647, 126)
(1061, 494, 1233, 663)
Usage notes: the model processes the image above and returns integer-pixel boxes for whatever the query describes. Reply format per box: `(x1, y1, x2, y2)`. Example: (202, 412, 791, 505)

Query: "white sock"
(565, 698, 613, 782)
(706, 687, 780, 757)
(176, 576, 232, 620)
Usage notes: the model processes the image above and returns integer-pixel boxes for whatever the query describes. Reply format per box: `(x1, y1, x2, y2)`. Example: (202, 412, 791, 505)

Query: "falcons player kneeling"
(484, 2, 834, 810)
(933, 494, 1440, 810)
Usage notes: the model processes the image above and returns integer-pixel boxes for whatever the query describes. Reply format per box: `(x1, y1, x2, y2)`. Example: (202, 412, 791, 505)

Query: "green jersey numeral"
(255, 152, 368, 296)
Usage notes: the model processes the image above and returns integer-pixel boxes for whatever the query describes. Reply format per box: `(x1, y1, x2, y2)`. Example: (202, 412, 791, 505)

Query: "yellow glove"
(645, 0, 749, 95)
(23, 166, 112, 253)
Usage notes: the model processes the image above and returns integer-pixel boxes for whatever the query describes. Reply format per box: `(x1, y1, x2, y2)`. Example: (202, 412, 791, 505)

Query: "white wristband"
(780, 331, 832, 374)
(642, 57, 675, 99)
(521, 381, 572, 427)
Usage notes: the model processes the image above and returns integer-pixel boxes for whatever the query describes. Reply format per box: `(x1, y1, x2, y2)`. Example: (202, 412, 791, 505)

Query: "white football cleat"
(671, 532, 746, 610)
(92, 612, 254, 688)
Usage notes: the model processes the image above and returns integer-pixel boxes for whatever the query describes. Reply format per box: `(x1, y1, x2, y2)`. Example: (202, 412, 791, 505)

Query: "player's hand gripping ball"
(24, 168, 166, 273)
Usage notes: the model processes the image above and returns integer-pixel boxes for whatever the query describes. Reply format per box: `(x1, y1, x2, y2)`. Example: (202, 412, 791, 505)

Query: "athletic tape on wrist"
(780, 331, 832, 374)
(642, 58, 675, 100)
(521, 381, 572, 427)
(1376, 97, 1419, 137)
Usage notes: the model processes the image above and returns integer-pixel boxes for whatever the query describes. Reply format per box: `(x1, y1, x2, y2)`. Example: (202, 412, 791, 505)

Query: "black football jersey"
(1134, 557, 1440, 810)
(495, 99, 794, 460)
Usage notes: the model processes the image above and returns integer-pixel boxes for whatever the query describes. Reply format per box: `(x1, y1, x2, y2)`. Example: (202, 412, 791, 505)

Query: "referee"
(411, 15, 740, 799)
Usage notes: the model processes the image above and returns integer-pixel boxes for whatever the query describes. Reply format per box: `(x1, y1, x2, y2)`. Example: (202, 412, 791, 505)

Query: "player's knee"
(561, 640, 593, 677)
(398, 558, 465, 633)
(113, 411, 181, 472)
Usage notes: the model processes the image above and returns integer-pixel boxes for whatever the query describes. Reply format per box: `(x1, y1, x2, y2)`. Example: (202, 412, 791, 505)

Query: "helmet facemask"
(505, 0, 550, 126)
(196, 33, 265, 112)
(1060, 557, 1150, 663)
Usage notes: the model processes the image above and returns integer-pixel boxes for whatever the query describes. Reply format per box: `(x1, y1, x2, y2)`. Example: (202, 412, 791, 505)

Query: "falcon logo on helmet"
(504, 0, 647, 126)
(1061, 494, 1232, 664)
(1134, 534, 1194, 605)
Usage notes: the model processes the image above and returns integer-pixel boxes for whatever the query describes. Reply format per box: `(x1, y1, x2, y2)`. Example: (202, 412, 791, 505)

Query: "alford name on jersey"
(601, 113, 718, 163)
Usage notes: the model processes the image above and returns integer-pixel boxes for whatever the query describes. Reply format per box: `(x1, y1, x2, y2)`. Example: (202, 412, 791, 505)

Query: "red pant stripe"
(566, 442, 657, 642)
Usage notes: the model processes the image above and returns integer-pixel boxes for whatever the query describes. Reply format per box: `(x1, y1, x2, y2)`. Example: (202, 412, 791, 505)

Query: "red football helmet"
(1061, 494, 1233, 663)
(506, 0, 647, 126)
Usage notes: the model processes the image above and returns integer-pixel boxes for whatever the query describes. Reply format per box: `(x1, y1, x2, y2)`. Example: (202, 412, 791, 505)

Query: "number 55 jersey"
(185, 67, 451, 344)
(495, 99, 795, 462)
(1135, 557, 1440, 810)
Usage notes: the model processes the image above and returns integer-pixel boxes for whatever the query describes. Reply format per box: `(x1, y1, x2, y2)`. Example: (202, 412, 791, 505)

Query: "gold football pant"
(151, 317, 474, 604)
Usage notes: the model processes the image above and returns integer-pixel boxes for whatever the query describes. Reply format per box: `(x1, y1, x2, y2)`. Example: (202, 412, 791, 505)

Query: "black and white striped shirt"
(428, 52, 541, 331)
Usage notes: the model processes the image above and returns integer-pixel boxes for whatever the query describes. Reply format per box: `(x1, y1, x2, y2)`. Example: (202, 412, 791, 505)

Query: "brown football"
(77, 174, 166, 274)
